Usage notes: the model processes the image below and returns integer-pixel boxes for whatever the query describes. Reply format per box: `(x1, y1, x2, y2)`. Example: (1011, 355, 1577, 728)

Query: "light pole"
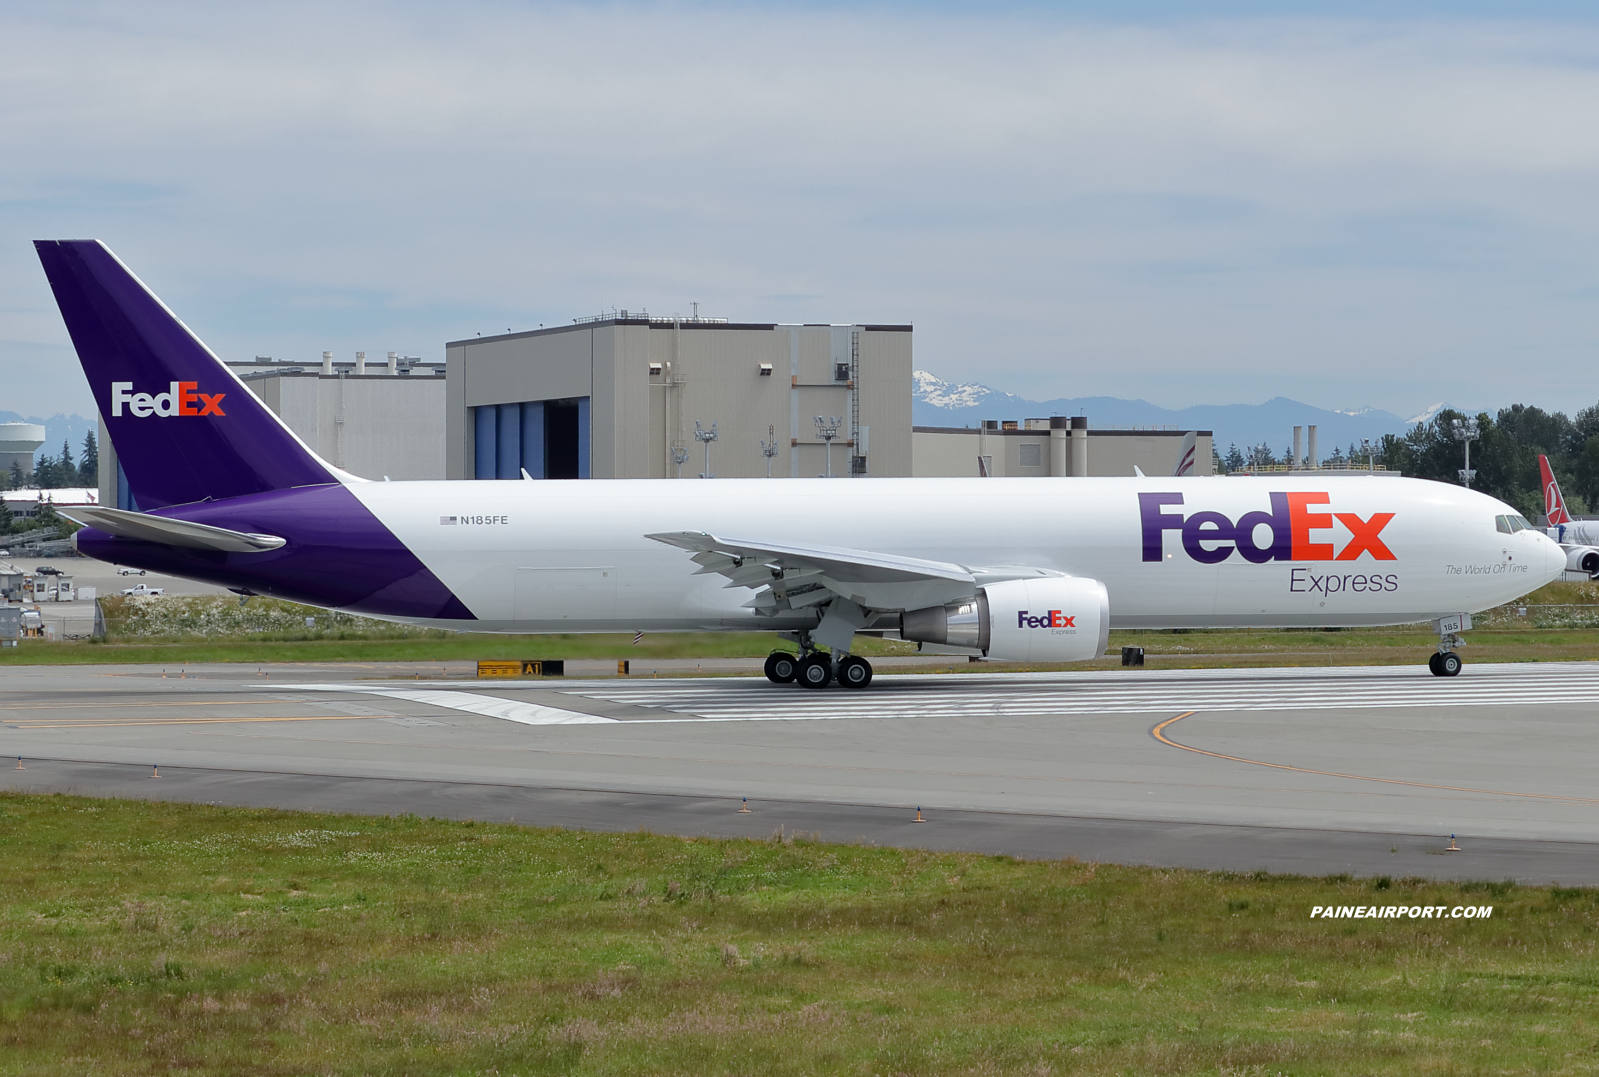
(814, 415, 842, 478)
(1451, 417, 1479, 487)
(671, 445, 688, 479)
(694, 420, 718, 478)
(759, 424, 779, 478)
(1361, 437, 1373, 472)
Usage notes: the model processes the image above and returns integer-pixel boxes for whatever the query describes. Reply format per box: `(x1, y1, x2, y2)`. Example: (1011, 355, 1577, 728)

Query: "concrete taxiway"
(4, 660, 1598, 883)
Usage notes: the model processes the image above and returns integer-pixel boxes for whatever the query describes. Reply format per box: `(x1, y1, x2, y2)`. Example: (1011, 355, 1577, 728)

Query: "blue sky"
(3, 1, 1599, 421)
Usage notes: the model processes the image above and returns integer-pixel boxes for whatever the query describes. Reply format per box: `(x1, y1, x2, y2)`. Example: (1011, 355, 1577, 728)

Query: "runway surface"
(5, 659, 1599, 882)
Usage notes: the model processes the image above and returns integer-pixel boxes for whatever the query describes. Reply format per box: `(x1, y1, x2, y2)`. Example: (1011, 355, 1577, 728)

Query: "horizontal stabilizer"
(61, 506, 286, 553)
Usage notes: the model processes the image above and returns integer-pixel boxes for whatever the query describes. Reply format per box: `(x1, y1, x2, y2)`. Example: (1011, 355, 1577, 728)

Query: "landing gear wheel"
(1428, 653, 1443, 676)
(795, 653, 833, 689)
(1438, 652, 1462, 677)
(836, 655, 873, 689)
(764, 652, 798, 683)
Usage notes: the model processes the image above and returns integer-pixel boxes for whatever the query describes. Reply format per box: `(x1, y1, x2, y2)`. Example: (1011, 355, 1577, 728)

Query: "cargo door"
(514, 566, 617, 623)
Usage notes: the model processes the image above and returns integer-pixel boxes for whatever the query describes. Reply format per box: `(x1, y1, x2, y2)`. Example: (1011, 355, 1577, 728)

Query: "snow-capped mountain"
(911, 372, 1425, 456)
(1406, 402, 1449, 426)
(911, 371, 1003, 411)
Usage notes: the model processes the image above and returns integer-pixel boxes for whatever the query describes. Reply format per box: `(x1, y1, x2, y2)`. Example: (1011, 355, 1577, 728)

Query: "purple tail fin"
(35, 240, 339, 509)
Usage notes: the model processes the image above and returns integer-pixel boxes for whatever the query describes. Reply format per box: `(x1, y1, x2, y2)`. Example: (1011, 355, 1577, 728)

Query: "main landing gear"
(796, 653, 833, 689)
(764, 632, 874, 690)
(836, 654, 873, 689)
(763, 651, 798, 683)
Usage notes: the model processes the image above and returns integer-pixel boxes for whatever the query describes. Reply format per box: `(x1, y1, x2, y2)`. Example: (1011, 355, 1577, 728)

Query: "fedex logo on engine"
(110, 381, 226, 418)
(1019, 610, 1076, 629)
(1140, 492, 1395, 564)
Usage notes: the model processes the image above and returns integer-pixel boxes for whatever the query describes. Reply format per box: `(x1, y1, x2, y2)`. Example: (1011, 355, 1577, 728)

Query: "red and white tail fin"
(1541, 454, 1573, 525)
(1173, 430, 1198, 477)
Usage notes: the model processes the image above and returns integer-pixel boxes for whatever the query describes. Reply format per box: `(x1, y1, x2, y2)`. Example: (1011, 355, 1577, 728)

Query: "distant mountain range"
(1, 386, 1436, 477)
(912, 372, 1438, 459)
(0, 412, 97, 468)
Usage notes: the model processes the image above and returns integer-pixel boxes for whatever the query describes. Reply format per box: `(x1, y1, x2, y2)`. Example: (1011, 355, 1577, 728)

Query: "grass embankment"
(5, 583, 1599, 669)
(3, 794, 1592, 1075)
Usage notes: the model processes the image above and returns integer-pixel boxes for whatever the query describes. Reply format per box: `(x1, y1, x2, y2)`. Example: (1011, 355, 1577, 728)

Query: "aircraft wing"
(645, 531, 978, 614)
(60, 506, 287, 553)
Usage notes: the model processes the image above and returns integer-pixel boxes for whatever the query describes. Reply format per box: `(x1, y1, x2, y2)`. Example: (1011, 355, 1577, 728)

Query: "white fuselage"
(1549, 521, 1599, 548)
(346, 474, 1562, 633)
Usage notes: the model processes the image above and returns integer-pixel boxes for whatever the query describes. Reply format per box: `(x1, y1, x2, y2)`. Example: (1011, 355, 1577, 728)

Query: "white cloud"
(3, 2, 1599, 417)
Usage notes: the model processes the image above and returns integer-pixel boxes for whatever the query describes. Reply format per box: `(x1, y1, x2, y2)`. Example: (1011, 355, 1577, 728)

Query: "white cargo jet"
(37, 240, 1562, 687)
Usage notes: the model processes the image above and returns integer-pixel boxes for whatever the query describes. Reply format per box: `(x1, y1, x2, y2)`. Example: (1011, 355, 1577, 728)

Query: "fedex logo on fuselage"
(1019, 610, 1075, 629)
(110, 381, 226, 418)
(1140, 492, 1395, 564)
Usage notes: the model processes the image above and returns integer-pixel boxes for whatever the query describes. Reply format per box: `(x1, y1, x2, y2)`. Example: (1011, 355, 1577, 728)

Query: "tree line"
(1219, 404, 1599, 519)
(2, 432, 98, 492)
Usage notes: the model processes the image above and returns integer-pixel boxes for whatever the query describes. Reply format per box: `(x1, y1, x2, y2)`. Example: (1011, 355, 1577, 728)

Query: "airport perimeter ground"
(7, 657, 1599, 1075)
(6, 654, 1599, 882)
(8, 569, 1599, 1072)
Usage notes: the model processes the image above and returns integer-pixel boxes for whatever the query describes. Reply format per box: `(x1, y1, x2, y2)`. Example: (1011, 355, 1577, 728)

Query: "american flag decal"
(440, 516, 458, 525)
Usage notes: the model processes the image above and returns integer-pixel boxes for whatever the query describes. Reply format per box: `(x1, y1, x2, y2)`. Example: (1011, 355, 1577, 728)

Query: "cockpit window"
(1511, 515, 1533, 531)
(1495, 515, 1513, 534)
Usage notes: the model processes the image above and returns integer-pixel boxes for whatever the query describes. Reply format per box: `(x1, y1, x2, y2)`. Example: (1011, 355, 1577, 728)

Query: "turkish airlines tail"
(34, 240, 345, 510)
(1173, 431, 1198, 477)
(1540, 454, 1573, 526)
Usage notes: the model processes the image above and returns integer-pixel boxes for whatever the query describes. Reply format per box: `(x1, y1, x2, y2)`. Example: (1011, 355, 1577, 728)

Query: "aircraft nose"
(1539, 532, 1565, 582)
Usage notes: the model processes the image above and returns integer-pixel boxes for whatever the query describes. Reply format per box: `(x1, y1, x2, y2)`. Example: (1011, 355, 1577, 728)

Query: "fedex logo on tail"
(110, 382, 226, 418)
(1140, 492, 1395, 564)
(1019, 610, 1075, 629)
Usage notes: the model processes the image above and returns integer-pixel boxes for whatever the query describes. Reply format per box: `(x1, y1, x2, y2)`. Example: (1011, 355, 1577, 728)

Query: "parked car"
(116, 567, 146, 576)
(120, 584, 165, 597)
(35, 566, 63, 576)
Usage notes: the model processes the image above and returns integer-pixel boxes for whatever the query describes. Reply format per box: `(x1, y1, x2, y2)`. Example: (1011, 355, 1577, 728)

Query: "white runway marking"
(268, 684, 616, 725)
(264, 663, 1599, 725)
(561, 662, 1599, 721)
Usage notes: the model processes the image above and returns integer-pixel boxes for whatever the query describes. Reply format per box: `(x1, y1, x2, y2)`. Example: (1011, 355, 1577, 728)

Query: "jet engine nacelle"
(1566, 546, 1599, 577)
(900, 577, 1110, 663)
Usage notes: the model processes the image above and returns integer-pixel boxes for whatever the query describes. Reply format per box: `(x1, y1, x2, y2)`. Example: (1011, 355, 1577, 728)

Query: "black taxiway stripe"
(6, 757, 1597, 884)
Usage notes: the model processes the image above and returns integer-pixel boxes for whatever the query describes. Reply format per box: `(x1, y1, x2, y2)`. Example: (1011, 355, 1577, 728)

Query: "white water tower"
(0, 423, 45, 479)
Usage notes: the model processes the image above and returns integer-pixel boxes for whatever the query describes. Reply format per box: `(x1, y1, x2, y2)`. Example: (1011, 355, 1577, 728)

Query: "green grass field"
(1, 793, 1592, 1075)
(4, 581, 1599, 669)
(5, 622, 1598, 671)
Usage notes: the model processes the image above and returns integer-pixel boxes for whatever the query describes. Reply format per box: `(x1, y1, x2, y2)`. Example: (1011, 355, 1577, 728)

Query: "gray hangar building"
(445, 316, 914, 481)
(98, 351, 447, 509)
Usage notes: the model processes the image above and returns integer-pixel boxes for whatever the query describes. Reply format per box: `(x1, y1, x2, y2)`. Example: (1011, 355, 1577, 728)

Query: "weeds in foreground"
(1, 793, 1596, 1075)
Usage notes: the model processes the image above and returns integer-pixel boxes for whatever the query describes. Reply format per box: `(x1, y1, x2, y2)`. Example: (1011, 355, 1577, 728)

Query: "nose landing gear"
(1428, 651, 1462, 677)
(1429, 614, 1469, 677)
